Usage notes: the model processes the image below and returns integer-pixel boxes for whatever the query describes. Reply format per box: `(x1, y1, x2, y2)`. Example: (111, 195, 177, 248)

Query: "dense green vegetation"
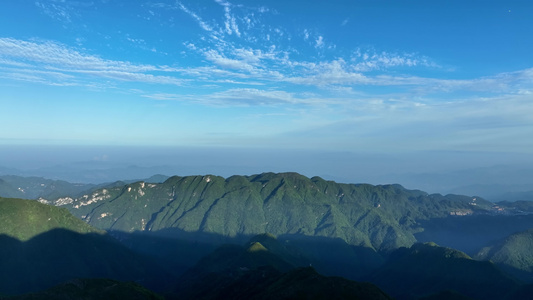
(60, 172, 491, 253)
(0, 197, 103, 241)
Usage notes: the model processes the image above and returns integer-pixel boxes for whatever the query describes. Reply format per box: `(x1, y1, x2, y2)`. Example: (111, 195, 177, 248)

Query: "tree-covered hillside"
(0, 197, 103, 241)
(57, 172, 492, 253)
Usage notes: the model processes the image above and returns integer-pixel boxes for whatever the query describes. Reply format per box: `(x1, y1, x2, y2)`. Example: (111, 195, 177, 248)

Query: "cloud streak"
(176, 1, 217, 34)
(0, 38, 185, 86)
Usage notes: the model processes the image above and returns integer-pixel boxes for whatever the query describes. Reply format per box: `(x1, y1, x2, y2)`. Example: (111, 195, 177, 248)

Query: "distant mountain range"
(2, 159, 533, 201)
(2, 172, 533, 299)
(0, 174, 169, 200)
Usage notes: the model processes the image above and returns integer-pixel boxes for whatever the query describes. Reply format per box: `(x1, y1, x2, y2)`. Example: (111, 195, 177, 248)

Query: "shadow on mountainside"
(2, 227, 532, 300)
(370, 242, 522, 300)
(108, 228, 386, 281)
(2, 278, 164, 300)
(0, 229, 173, 296)
(108, 228, 533, 300)
(414, 214, 533, 256)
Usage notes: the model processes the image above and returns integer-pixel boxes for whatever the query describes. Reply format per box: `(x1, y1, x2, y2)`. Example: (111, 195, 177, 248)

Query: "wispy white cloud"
(0, 38, 155, 72)
(0, 67, 77, 86)
(208, 88, 299, 105)
(351, 49, 439, 71)
(0, 38, 184, 86)
(143, 88, 328, 106)
(35, 0, 73, 23)
(34, 0, 94, 24)
(315, 36, 324, 48)
(202, 49, 254, 71)
(215, 0, 241, 37)
(175, 1, 217, 34)
(303, 29, 310, 40)
(286, 59, 370, 86)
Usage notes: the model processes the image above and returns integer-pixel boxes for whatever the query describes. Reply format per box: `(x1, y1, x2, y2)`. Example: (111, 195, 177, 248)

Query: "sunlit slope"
(0, 197, 103, 241)
(61, 172, 492, 252)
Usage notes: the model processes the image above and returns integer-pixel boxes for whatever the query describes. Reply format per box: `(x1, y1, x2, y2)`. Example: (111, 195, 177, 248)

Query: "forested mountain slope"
(53, 172, 492, 252)
(0, 197, 103, 241)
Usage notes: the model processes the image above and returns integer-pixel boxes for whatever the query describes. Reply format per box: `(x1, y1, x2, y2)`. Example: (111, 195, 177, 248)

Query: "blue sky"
(1, 0, 533, 191)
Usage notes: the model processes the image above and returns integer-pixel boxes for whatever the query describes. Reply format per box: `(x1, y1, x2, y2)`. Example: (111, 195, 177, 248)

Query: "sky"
(0, 0, 532, 195)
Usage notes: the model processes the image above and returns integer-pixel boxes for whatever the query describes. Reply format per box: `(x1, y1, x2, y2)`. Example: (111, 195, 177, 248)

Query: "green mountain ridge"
(56, 172, 492, 253)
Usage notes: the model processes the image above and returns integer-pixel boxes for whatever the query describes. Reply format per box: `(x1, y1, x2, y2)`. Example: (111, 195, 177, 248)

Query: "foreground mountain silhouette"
(171, 233, 392, 300)
(4, 278, 163, 300)
(0, 197, 171, 295)
(53, 172, 492, 253)
(371, 243, 520, 300)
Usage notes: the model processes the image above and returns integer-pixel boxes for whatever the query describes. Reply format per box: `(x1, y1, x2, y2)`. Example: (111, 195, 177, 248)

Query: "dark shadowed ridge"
(170, 233, 393, 300)
(475, 228, 533, 282)
(0, 197, 173, 295)
(370, 242, 521, 300)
